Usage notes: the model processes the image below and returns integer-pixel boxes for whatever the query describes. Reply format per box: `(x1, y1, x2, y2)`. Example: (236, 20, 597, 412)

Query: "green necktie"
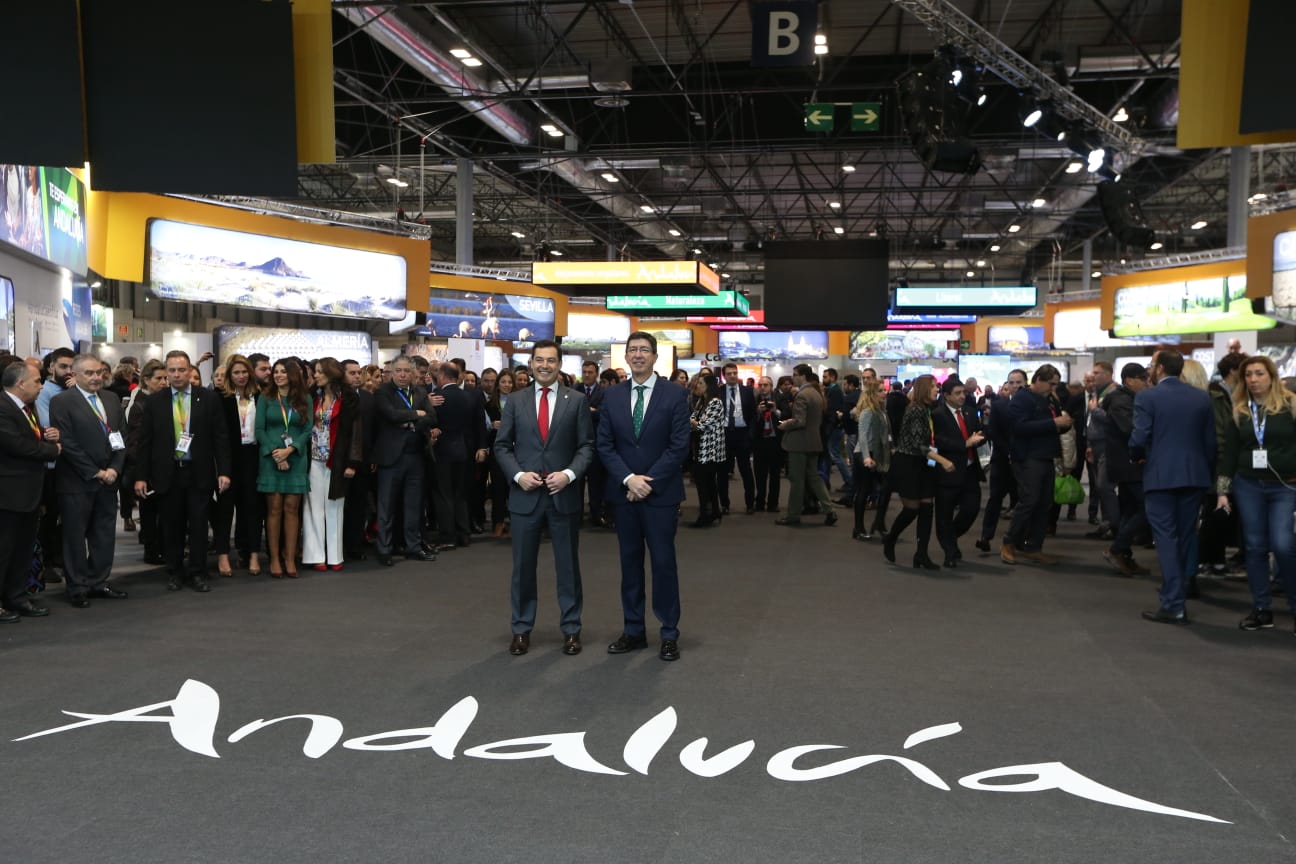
(173, 391, 187, 458)
(632, 385, 646, 436)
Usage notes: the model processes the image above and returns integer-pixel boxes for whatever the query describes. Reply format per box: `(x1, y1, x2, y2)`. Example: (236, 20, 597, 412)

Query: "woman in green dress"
(256, 358, 311, 578)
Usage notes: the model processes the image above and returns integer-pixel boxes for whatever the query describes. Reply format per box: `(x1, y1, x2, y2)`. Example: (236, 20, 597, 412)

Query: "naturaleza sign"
(13, 680, 1228, 825)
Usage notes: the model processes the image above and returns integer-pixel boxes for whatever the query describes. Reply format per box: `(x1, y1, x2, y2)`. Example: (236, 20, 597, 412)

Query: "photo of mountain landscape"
(147, 219, 407, 320)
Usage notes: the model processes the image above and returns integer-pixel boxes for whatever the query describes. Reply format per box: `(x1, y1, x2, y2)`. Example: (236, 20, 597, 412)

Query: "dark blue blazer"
(1129, 376, 1216, 492)
(596, 377, 691, 507)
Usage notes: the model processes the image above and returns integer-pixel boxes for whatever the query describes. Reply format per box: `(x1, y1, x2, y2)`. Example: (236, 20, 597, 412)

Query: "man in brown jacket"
(775, 365, 837, 527)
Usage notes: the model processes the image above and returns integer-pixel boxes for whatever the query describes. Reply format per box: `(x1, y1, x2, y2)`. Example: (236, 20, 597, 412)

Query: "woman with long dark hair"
(688, 372, 727, 527)
(882, 375, 955, 569)
(302, 358, 363, 571)
(256, 358, 311, 578)
(485, 369, 515, 538)
(212, 354, 263, 577)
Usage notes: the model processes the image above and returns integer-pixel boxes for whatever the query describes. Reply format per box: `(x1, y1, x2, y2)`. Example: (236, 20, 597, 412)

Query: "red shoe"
(311, 563, 327, 571)
(328, 564, 343, 572)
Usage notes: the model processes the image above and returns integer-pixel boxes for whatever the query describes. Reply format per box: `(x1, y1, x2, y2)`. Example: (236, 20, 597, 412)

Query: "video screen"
(426, 287, 555, 343)
(215, 325, 373, 365)
(958, 355, 1012, 390)
(718, 330, 829, 361)
(1273, 230, 1296, 316)
(849, 329, 958, 360)
(641, 327, 694, 359)
(1051, 306, 1138, 349)
(148, 219, 407, 320)
(762, 239, 889, 330)
(1112, 276, 1274, 337)
(987, 325, 1048, 353)
(0, 275, 14, 353)
(0, 164, 88, 275)
(562, 311, 631, 352)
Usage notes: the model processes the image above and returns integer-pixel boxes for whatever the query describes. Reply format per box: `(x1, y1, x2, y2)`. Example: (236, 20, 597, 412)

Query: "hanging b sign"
(751, 0, 817, 67)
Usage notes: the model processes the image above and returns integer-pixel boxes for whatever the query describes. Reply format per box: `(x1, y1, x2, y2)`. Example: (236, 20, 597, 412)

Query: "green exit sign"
(851, 102, 881, 132)
(605, 290, 750, 316)
(804, 103, 834, 132)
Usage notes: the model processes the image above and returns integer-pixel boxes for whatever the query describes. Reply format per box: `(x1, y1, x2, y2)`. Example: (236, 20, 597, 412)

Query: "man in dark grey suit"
(494, 339, 593, 656)
(49, 354, 129, 607)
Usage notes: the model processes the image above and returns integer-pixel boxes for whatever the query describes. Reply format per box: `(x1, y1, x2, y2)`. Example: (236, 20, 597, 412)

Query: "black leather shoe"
(882, 534, 897, 563)
(562, 633, 582, 655)
(166, 576, 182, 591)
(942, 557, 959, 569)
(377, 554, 395, 567)
(721, 505, 729, 515)
(1142, 607, 1189, 625)
(144, 553, 166, 566)
(188, 577, 211, 593)
(774, 517, 801, 526)
(406, 549, 438, 562)
(913, 555, 940, 571)
(509, 633, 530, 655)
(0, 607, 18, 623)
(68, 594, 90, 609)
(434, 543, 457, 553)
(13, 601, 50, 617)
(88, 586, 128, 600)
(974, 538, 991, 553)
(824, 511, 838, 527)
(659, 639, 680, 661)
(607, 633, 648, 654)
(745, 506, 755, 515)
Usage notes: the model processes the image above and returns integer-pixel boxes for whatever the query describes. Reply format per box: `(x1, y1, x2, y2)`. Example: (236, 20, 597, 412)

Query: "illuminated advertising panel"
(640, 327, 694, 359)
(1051, 306, 1139, 349)
(605, 290, 749, 315)
(718, 330, 828, 361)
(0, 275, 15, 353)
(849, 329, 959, 360)
(0, 164, 87, 274)
(426, 288, 555, 342)
(987, 325, 1048, 353)
(1112, 276, 1275, 336)
(1272, 229, 1296, 316)
(215, 325, 373, 365)
(894, 285, 1037, 313)
(533, 260, 720, 295)
(147, 219, 407, 319)
(561, 311, 632, 352)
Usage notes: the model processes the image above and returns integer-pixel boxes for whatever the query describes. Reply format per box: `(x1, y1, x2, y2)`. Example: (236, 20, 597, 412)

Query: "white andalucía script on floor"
(13, 679, 1228, 824)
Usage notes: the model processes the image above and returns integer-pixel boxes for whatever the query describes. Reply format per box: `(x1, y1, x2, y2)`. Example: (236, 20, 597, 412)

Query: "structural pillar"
(1215, 145, 1255, 360)
(1081, 239, 1093, 293)
(456, 158, 473, 266)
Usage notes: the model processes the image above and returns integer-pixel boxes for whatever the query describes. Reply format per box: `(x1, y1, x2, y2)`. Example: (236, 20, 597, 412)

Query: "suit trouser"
(160, 464, 213, 579)
(434, 459, 470, 542)
(585, 455, 607, 520)
(935, 474, 982, 557)
(376, 450, 425, 555)
(1144, 487, 1204, 613)
(1004, 458, 1053, 552)
(343, 467, 372, 551)
(752, 435, 781, 510)
(826, 427, 853, 492)
(212, 442, 261, 556)
(38, 471, 62, 567)
(613, 501, 680, 640)
(720, 428, 755, 509)
(0, 509, 39, 609)
(1089, 452, 1120, 526)
(510, 493, 582, 634)
(1111, 480, 1149, 557)
(784, 450, 831, 519)
(303, 460, 344, 565)
(60, 485, 118, 596)
(979, 458, 1014, 541)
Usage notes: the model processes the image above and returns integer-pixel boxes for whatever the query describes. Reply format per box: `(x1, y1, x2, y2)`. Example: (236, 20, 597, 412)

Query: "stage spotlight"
(897, 61, 981, 175)
(1097, 180, 1156, 248)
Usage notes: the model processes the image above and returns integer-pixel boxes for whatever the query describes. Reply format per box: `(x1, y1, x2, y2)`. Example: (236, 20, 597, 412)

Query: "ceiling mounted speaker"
(1097, 180, 1156, 248)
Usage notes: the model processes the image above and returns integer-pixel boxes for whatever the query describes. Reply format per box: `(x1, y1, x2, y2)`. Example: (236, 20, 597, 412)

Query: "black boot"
(913, 503, 940, 570)
(883, 507, 918, 564)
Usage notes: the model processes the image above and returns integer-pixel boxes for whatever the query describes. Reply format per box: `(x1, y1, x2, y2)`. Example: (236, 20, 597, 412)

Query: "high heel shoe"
(311, 563, 327, 572)
(913, 553, 941, 571)
(285, 559, 299, 578)
(217, 556, 233, 578)
(882, 533, 897, 563)
(247, 555, 261, 577)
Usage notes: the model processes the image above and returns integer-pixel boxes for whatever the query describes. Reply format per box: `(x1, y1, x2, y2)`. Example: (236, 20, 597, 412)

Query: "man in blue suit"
(1129, 350, 1216, 624)
(597, 331, 692, 661)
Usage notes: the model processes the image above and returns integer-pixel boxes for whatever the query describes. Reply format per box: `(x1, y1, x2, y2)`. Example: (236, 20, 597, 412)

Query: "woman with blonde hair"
(882, 375, 955, 568)
(213, 354, 264, 577)
(1217, 354, 1296, 632)
(1180, 358, 1209, 392)
(851, 379, 889, 540)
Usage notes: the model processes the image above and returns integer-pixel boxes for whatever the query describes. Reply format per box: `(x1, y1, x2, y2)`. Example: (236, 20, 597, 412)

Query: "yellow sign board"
(532, 260, 720, 294)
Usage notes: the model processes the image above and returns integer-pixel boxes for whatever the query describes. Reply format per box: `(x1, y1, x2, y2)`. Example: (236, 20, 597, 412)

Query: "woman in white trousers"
(303, 358, 364, 570)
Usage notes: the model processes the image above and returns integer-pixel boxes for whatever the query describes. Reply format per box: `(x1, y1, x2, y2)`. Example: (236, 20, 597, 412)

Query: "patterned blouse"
(691, 396, 727, 465)
(896, 402, 935, 457)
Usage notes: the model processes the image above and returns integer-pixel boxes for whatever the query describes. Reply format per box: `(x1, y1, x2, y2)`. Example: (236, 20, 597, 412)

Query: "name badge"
(1253, 449, 1269, 469)
(282, 434, 294, 449)
(108, 431, 126, 451)
(176, 433, 194, 454)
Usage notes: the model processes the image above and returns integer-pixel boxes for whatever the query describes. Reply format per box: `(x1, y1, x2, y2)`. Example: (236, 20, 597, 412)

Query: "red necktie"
(956, 410, 973, 462)
(538, 387, 550, 443)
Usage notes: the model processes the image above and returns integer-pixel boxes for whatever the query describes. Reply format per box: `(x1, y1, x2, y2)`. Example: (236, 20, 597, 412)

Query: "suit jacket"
(932, 399, 985, 488)
(134, 386, 232, 496)
(720, 382, 757, 436)
(1101, 385, 1142, 484)
(372, 382, 436, 468)
(49, 387, 127, 494)
(1129, 376, 1216, 492)
(781, 385, 826, 453)
(596, 376, 691, 507)
(432, 382, 476, 464)
(355, 388, 377, 464)
(0, 395, 61, 512)
(494, 383, 593, 515)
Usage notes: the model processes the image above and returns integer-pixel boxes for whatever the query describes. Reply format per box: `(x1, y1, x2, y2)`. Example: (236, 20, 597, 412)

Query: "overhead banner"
(0, 164, 88, 275)
(606, 290, 749, 316)
(1112, 276, 1275, 337)
(750, 0, 817, 67)
(894, 285, 1037, 315)
(532, 260, 720, 297)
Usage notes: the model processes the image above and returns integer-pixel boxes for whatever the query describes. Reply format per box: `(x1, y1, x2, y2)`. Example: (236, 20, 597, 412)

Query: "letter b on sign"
(751, 0, 816, 67)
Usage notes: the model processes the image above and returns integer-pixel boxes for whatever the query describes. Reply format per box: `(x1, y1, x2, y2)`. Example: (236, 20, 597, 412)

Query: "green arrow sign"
(851, 102, 880, 132)
(804, 103, 835, 133)
(605, 290, 750, 316)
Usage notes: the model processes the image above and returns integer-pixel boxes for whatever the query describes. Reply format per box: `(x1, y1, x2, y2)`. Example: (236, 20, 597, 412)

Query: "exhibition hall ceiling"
(257, 0, 1296, 298)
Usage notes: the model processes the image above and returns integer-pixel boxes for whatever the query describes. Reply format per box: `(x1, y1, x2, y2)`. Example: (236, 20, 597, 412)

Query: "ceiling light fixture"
(510, 230, 525, 239)
(549, 249, 564, 256)
(966, 270, 975, 278)
(668, 229, 681, 237)
(1149, 241, 1163, 250)
(450, 48, 472, 59)
(385, 177, 409, 188)
(1113, 106, 1129, 123)
(692, 247, 703, 255)
(1065, 161, 1084, 174)
(976, 259, 986, 267)
(1191, 220, 1208, 230)
(989, 244, 1001, 252)
(600, 172, 619, 183)
(1031, 197, 1047, 208)
(640, 204, 655, 213)
(842, 164, 856, 173)
(832, 226, 844, 234)
(1092, 270, 1102, 278)
(976, 91, 988, 107)
(1007, 224, 1021, 233)
(462, 57, 483, 68)
(828, 201, 841, 209)
(814, 33, 827, 46)
(814, 43, 829, 56)
(1086, 147, 1106, 173)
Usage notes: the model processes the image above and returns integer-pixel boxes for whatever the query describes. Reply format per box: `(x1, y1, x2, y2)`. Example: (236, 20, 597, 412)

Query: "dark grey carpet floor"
(3, 495, 1295, 864)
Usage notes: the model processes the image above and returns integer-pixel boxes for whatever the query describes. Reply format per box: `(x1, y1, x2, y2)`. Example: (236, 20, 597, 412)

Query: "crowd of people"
(3, 337, 1293, 644)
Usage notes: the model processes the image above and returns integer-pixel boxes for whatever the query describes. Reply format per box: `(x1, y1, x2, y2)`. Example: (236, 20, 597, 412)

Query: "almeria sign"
(13, 679, 1228, 825)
